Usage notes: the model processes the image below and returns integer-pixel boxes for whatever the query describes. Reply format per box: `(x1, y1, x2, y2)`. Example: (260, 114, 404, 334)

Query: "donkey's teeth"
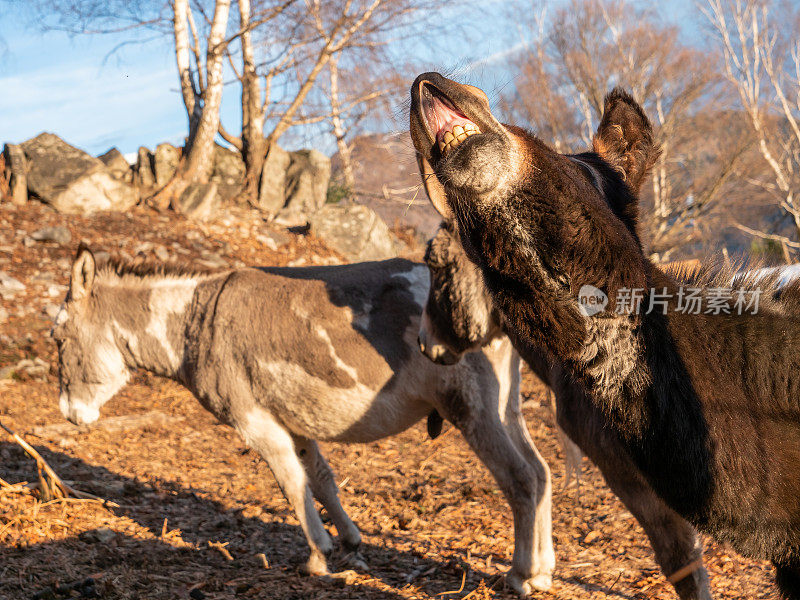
(439, 125, 480, 156)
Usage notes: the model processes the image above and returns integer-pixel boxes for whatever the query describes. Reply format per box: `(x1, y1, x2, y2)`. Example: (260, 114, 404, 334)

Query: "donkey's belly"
(255, 358, 432, 443)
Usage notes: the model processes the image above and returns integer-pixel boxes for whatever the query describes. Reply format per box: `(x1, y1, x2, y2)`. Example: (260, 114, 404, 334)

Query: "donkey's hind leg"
(236, 409, 333, 576)
(292, 436, 367, 570)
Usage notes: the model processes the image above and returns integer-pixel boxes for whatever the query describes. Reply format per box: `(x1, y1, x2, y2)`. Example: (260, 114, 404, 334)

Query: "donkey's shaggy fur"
(410, 72, 800, 597)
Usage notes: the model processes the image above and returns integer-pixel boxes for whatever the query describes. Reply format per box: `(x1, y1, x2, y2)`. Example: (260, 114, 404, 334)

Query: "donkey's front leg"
(443, 401, 553, 596)
(236, 408, 333, 575)
(292, 436, 367, 571)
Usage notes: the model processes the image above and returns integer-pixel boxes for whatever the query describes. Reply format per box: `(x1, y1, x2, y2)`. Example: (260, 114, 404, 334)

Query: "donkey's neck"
(98, 275, 200, 379)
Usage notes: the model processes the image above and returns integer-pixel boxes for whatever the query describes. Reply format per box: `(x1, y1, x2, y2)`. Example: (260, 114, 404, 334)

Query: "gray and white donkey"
(53, 245, 554, 595)
(417, 222, 714, 600)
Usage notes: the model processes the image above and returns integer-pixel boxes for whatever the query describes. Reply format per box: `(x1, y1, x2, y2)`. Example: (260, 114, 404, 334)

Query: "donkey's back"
(183, 258, 482, 443)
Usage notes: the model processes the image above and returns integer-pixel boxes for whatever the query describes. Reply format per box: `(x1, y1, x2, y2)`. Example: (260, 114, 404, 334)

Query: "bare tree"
(220, 0, 431, 199)
(704, 0, 800, 260)
(502, 0, 748, 261)
(152, 0, 232, 209)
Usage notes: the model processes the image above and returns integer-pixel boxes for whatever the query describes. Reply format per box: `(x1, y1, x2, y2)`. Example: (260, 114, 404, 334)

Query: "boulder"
(174, 182, 220, 221)
(135, 146, 155, 188)
(3, 143, 27, 205)
(0, 271, 26, 299)
(255, 143, 290, 215)
(308, 204, 396, 262)
(31, 226, 72, 246)
(98, 147, 133, 183)
(211, 144, 245, 202)
(154, 143, 180, 187)
(285, 149, 331, 213)
(21, 133, 137, 214)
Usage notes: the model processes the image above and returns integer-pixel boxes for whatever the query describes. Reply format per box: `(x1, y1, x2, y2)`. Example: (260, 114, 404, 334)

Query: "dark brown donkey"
(410, 72, 800, 598)
(418, 221, 712, 599)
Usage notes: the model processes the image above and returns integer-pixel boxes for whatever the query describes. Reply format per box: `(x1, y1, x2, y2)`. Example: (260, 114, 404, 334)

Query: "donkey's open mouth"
(410, 72, 501, 165)
(419, 82, 481, 157)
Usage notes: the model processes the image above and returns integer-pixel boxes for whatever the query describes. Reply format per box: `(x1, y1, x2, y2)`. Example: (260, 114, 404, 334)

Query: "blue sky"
(0, 1, 699, 158)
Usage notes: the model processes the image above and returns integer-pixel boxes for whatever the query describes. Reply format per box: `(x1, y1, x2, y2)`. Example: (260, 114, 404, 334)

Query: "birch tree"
(503, 0, 746, 260)
(704, 0, 800, 259)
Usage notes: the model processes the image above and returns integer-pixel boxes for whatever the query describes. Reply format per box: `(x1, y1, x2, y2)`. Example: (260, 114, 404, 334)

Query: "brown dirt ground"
(0, 202, 777, 599)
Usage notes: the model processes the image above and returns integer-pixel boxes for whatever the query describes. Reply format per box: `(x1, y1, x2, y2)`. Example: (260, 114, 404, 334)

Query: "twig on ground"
(0, 420, 118, 507)
(208, 540, 234, 560)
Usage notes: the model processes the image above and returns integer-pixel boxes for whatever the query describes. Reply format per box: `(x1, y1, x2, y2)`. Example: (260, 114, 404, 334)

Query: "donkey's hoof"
(303, 552, 330, 577)
(507, 572, 553, 597)
(343, 551, 368, 572)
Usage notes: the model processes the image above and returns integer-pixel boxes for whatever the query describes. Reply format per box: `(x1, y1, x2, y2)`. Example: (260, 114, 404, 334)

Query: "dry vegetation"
(0, 202, 780, 599)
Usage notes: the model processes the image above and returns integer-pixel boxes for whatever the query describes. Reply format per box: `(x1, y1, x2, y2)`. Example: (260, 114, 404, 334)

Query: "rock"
(284, 149, 331, 213)
(198, 250, 228, 269)
(98, 147, 133, 183)
(31, 226, 72, 246)
(47, 284, 67, 298)
(308, 204, 396, 262)
(153, 245, 170, 262)
(273, 209, 309, 229)
(255, 143, 291, 215)
(0, 271, 25, 298)
(3, 143, 27, 205)
(42, 304, 60, 320)
(175, 182, 220, 221)
(154, 143, 180, 187)
(135, 146, 155, 188)
(13, 357, 49, 380)
(30, 271, 55, 282)
(211, 144, 245, 201)
(21, 133, 137, 214)
(0, 306, 7, 323)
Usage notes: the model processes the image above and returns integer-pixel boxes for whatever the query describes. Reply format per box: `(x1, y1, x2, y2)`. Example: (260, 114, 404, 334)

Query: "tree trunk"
(328, 57, 356, 193)
(239, 0, 267, 200)
(153, 0, 231, 210)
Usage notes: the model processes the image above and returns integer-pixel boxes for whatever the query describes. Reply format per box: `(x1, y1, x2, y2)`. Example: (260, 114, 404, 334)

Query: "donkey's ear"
(417, 154, 453, 220)
(70, 244, 96, 301)
(592, 88, 660, 194)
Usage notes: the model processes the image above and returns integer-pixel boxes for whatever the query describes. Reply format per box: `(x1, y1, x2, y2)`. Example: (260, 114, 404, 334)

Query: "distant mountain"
(331, 132, 441, 241)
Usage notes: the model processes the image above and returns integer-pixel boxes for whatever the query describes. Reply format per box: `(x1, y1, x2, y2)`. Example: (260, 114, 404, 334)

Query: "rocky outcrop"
(135, 146, 156, 188)
(3, 143, 28, 205)
(154, 143, 180, 187)
(98, 147, 133, 183)
(255, 143, 291, 214)
(21, 133, 137, 214)
(174, 182, 220, 221)
(211, 144, 245, 202)
(284, 149, 331, 213)
(308, 204, 396, 262)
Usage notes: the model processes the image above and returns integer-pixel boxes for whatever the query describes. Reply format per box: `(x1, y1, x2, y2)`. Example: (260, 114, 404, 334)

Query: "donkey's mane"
(659, 256, 800, 311)
(95, 254, 222, 281)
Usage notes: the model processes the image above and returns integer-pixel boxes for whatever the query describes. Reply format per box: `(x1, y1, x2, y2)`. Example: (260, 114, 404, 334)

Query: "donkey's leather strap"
(666, 558, 704, 585)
